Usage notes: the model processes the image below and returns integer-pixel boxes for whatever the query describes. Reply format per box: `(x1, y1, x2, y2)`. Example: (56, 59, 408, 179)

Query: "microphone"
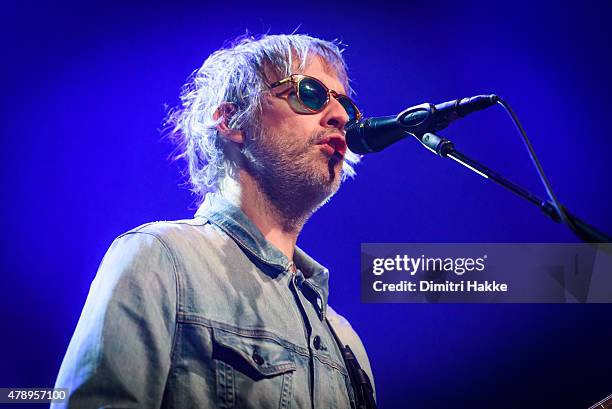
(346, 94, 499, 154)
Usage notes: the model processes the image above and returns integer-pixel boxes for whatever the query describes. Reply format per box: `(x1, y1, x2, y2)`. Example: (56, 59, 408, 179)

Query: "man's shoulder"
(326, 305, 363, 348)
(114, 216, 217, 247)
(123, 217, 208, 236)
(100, 216, 225, 264)
(95, 216, 233, 290)
(326, 305, 353, 331)
(107, 216, 239, 272)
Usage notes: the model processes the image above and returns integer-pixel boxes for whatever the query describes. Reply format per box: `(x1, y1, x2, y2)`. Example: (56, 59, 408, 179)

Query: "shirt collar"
(195, 192, 330, 314)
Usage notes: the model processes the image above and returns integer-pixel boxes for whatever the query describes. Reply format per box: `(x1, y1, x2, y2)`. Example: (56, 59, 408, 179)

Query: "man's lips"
(316, 135, 347, 157)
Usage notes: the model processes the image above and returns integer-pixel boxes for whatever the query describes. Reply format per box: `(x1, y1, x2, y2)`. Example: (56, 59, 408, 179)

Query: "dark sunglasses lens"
(338, 96, 359, 121)
(298, 78, 328, 111)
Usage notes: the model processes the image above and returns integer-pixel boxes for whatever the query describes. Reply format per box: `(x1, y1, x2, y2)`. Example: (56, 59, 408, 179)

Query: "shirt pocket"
(212, 327, 297, 409)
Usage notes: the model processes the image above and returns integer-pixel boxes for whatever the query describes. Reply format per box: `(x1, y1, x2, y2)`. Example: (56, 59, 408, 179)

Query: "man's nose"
(321, 95, 349, 131)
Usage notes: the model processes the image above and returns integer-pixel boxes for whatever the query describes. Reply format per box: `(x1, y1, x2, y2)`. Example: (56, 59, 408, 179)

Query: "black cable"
(496, 99, 581, 236)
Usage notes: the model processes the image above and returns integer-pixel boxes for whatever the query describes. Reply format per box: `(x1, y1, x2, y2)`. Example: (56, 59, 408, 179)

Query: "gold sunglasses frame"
(268, 74, 362, 121)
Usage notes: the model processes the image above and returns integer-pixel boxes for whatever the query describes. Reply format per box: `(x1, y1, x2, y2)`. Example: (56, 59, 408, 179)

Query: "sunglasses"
(268, 74, 362, 122)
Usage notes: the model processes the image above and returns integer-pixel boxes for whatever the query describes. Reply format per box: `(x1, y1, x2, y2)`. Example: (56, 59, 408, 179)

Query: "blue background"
(2, 0, 611, 407)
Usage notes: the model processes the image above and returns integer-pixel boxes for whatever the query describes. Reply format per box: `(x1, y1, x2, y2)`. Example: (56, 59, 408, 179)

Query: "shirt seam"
(118, 230, 182, 376)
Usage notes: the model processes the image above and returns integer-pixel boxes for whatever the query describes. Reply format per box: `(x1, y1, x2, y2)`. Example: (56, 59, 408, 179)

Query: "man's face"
(243, 57, 351, 217)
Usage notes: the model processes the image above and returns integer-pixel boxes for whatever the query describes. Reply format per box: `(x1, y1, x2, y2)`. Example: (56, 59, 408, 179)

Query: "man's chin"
(316, 171, 342, 206)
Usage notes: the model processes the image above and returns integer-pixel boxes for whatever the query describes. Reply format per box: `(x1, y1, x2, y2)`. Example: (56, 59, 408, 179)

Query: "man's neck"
(220, 172, 306, 261)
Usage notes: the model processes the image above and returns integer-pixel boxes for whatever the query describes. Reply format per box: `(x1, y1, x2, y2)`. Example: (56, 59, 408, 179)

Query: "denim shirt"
(53, 193, 375, 409)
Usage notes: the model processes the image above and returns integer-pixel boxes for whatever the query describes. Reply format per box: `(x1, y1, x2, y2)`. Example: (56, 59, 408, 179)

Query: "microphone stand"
(417, 132, 612, 243)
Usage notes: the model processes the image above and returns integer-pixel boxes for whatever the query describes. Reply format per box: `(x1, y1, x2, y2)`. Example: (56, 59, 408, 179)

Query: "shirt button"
(313, 335, 322, 350)
(252, 352, 264, 365)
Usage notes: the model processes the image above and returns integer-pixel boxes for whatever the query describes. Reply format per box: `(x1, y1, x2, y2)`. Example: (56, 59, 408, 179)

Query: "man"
(54, 34, 376, 409)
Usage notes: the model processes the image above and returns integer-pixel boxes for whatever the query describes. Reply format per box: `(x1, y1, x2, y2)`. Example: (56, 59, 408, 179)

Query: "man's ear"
(213, 102, 245, 144)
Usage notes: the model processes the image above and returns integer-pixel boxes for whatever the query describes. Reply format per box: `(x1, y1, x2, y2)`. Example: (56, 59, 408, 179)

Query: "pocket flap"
(212, 328, 297, 376)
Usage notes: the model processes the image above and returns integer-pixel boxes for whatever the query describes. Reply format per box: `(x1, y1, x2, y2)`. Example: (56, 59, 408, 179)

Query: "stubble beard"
(242, 127, 343, 233)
